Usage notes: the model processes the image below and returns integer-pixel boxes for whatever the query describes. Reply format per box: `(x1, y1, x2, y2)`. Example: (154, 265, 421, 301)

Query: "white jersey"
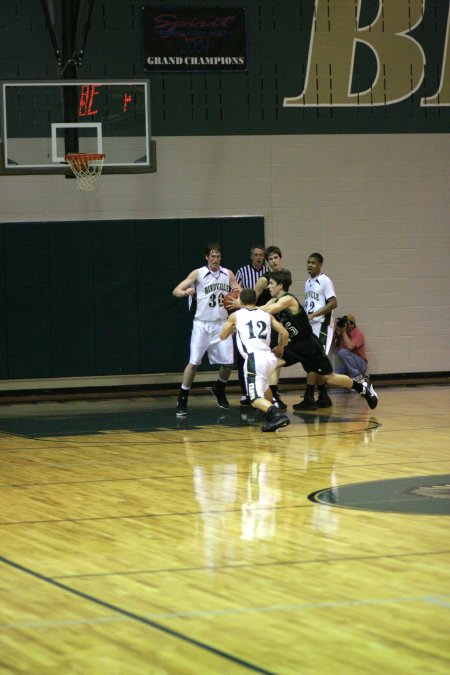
(304, 273, 336, 329)
(235, 307, 272, 358)
(195, 266, 232, 322)
(235, 307, 277, 401)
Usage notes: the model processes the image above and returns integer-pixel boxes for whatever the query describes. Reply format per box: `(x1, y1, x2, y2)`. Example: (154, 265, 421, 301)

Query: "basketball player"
(253, 246, 291, 410)
(234, 244, 269, 406)
(300, 252, 337, 410)
(172, 242, 240, 417)
(254, 245, 286, 306)
(219, 288, 290, 432)
(261, 270, 378, 410)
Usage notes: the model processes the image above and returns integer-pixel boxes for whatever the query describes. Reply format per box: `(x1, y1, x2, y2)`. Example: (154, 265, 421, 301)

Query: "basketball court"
(1, 384, 449, 673)
(0, 2, 449, 672)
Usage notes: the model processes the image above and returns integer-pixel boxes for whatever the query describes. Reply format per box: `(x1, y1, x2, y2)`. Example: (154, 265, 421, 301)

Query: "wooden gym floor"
(0, 384, 449, 674)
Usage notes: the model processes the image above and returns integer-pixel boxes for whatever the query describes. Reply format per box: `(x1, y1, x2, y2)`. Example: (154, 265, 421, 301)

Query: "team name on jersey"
(305, 290, 320, 301)
(204, 282, 231, 294)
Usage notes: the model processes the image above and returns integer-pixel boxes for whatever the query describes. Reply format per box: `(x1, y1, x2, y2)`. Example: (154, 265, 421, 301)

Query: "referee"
(235, 244, 268, 289)
(235, 244, 269, 404)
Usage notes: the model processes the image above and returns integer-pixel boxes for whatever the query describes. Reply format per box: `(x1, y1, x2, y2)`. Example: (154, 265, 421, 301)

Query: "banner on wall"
(142, 7, 247, 71)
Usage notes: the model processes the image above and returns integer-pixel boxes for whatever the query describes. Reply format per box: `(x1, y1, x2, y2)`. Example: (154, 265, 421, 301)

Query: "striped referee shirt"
(235, 263, 269, 289)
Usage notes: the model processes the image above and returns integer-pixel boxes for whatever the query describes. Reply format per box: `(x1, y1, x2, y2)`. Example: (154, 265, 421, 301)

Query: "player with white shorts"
(301, 252, 338, 409)
(189, 318, 234, 366)
(304, 266, 336, 355)
(173, 243, 240, 417)
(220, 288, 290, 432)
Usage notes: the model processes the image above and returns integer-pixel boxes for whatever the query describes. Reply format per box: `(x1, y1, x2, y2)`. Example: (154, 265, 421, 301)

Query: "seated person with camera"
(335, 314, 368, 381)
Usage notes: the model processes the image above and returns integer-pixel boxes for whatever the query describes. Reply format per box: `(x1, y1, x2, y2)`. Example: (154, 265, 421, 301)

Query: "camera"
(336, 316, 348, 328)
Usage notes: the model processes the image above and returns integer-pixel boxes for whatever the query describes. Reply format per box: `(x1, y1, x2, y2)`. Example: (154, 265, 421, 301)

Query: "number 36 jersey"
(235, 307, 272, 358)
(195, 266, 232, 321)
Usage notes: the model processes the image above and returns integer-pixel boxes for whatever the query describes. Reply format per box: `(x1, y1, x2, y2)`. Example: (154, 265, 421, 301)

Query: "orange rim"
(65, 153, 105, 161)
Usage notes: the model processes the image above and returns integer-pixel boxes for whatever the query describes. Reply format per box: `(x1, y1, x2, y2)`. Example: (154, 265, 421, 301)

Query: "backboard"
(0, 79, 155, 174)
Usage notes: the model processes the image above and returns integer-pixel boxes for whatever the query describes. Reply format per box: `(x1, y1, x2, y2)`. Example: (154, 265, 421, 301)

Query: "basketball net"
(65, 153, 105, 191)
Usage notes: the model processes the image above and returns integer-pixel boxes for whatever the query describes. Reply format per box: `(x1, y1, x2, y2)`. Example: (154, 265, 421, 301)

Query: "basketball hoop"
(65, 153, 105, 191)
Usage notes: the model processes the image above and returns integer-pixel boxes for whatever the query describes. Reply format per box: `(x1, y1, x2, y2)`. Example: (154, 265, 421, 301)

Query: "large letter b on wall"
(284, 0, 426, 107)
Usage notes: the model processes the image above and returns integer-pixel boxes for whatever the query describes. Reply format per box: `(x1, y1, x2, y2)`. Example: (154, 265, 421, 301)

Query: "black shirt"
(275, 293, 313, 341)
(257, 271, 272, 306)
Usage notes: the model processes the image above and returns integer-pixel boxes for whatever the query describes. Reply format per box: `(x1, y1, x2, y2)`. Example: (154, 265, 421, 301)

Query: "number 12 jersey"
(235, 307, 273, 358)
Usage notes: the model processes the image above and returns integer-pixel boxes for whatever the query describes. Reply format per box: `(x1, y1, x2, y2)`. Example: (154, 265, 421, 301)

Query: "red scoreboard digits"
(78, 85, 134, 117)
(78, 84, 99, 116)
(123, 93, 132, 112)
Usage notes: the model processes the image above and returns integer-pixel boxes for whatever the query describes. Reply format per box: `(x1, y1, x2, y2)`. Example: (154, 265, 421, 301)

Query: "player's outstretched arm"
(259, 298, 277, 313)
(261, 295, 293, 315)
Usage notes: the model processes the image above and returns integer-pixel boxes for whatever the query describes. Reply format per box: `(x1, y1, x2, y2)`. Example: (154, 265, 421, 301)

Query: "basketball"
(223, 289, 240, 313)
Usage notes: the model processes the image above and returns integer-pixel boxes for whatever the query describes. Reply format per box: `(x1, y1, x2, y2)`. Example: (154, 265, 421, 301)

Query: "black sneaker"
(261, 413, 290, 432)
(360, 378, 378, 409)
(240, 395, 252, 406)
(272, 393, 287, 410)
(293, 396, 318, 411)
(316, 392, 332, 408)
(211, 383, 230, 409)
(176, 396, 187, 418)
